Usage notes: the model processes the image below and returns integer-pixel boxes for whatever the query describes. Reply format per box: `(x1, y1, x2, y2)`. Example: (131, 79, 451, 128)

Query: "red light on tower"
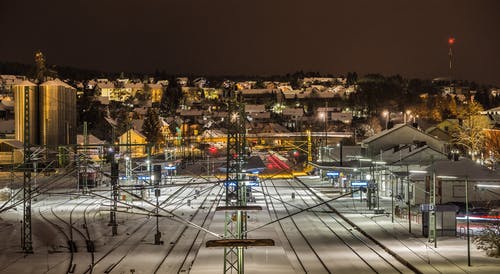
(448, 37, 455, 45)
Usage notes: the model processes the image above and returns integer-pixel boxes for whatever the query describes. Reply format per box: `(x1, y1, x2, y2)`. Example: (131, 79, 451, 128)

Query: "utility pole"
(82, 121, 89, 193)
(205, 85, 274, 273)
(108, 147, 118, 236)
(153, 164, 162, 245)
(22, 86, 33, 253)
(223, 88, 248, 273)
(126, 126, 132, 183)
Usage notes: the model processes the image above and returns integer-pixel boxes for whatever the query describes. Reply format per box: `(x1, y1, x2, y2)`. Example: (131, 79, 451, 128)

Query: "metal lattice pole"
(22, 86, 33, 253)
(109, 147, 118, 236)
(223, 89, 247, 273)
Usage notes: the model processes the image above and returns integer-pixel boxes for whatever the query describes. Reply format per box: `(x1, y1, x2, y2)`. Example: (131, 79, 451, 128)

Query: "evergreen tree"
(114, 107, 132, 137)
(161, 77, 183, 115)
(142, 108, 163, 148)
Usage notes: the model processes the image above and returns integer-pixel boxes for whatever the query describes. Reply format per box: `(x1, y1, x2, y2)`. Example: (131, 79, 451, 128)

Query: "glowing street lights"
(382, 110, 389, 130)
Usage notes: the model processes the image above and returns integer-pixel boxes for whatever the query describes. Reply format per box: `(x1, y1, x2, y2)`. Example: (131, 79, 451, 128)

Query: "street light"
(318, 111, 328, 162)
(382, 110, 389, 130)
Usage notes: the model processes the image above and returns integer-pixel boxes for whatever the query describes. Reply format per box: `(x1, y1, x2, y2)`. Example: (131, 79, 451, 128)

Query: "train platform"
(306, 178, 500, 274)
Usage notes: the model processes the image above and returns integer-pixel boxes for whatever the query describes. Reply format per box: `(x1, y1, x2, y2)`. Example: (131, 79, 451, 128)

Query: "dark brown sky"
(1, 0, 499, 85)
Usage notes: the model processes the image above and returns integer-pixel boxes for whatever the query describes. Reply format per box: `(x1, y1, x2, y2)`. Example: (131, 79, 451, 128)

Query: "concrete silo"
(39, 79, 77, 146)
(13, 80, 39, 145)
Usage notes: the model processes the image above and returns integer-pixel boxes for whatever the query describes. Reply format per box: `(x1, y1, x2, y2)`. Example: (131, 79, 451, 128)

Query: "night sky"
(1, 0, 499, 85)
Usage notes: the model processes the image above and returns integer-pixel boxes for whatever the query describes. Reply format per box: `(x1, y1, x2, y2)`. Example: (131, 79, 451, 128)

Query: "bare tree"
(474, 222, 500, 257)
(453, 99, 490, 160)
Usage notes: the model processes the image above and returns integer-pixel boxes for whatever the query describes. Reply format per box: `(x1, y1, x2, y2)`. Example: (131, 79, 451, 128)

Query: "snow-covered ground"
(0, 175, 498, 273)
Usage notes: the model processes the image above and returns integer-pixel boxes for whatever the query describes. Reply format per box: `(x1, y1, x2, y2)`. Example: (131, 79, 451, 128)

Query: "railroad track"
(88, 179, 219, 273)
(285, 178, 411, 274)
(262, 177, 420, 273)
(153, 183, 223, 273)
(262, 178, 331, 273)
(38, 197, 95, 274)
(85, 184, 189, 274)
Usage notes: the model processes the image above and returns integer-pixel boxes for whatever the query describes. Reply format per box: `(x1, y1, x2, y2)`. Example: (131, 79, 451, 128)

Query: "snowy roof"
(483, 106, 500, 113)
(240, 89, 276, 95)
(179, 109, 203, 116)
(381, 144, 447, 165)
(362, 123, 440, 144)
(40, 79, 75, 89)
(410, 158, 500, 181)
(120, 128, 147, 140)
(124, 82, 143, 89)
(15, 80, 37, 87)
(201, 129, 226, 138)
(282, 108, 304, 116)
(96, 82, 115, 89)
(248, 112, 271, 119)
(97, 96, 110, 105)
(282, 90, 311, 99)
(245, 104, 266, 113)
(256, 123, 290, 134)
(104, 116, 117, 127)
(148, 83, 162, 89)
(0, 139, 23, 149)
(132, 119, 144, 131)
(76, 134, 105, 145)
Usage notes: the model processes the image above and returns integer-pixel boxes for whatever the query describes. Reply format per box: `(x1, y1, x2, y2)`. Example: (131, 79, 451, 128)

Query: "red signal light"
(448, 37, 455, 45)
(208, 146, 217, 154)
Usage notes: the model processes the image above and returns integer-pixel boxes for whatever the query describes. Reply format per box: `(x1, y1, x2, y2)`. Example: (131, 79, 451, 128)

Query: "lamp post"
(406, 165, 411, 233)
(319, 111, 327, 162)
(383, 110, 389, 130)
(337, 142, 343, 166)
(465, 176, 471, 267)
(431, 171, 437, 248)
(373, 161, 386, 211)
(391, 172, 394, 223)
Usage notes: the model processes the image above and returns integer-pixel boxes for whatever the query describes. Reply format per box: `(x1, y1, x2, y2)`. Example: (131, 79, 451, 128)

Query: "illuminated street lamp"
(382, 110, 389, 130)
(318, 111, 328, 161)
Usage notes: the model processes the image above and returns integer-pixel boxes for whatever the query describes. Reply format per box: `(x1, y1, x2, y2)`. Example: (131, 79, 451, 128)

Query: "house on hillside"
(282, 107, 304, 130)
(482, 106, 500, 128)
(240, 89, 278, 105)
(76, 134, 105, 161)
(118, 129, 147, 157)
